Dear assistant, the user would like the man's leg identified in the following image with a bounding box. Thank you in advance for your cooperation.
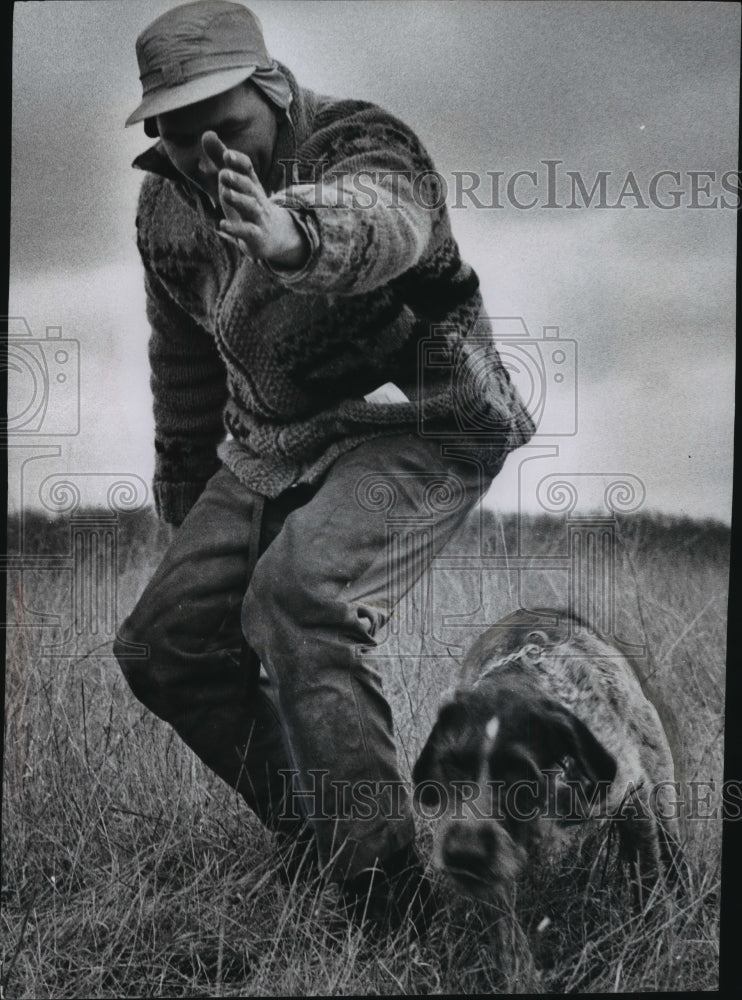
[243,433,493,880]
[113,466,304,834]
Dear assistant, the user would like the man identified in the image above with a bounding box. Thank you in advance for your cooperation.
[115,0,534,935]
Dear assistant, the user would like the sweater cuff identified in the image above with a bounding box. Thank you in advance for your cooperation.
[261,207,320,284]
[153,480,208,527]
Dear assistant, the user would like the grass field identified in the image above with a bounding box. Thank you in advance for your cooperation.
[2,506,729,996]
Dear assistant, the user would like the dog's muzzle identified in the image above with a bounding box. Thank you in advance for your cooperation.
[437,817,526,899]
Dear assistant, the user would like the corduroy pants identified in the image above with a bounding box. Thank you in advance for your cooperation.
[114,433,495,879]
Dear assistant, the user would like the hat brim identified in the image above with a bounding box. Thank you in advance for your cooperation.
[125,66,257,127]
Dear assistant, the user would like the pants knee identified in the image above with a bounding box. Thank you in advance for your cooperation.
[243,547,332,634]
[243,559,318,683]
[243,559,382,696]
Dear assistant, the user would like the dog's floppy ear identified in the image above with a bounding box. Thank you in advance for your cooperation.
[544,705,617,786]
[412,694,469,804]
[412,727,445,806]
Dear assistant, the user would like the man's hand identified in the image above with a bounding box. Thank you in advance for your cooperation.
[201,131,310,270]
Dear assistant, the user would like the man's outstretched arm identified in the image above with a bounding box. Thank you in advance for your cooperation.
[202,130,310,270]
[212,103,440,296]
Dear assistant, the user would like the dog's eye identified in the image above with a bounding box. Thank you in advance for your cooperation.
[440,747,469,781]
[490,746,541,783]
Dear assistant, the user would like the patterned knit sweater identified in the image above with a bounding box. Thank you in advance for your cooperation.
[133,65,534,525]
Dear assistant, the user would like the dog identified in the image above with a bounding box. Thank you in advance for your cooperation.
[412,608,685,912]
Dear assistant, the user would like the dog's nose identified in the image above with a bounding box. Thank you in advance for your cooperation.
[442,822,497,875]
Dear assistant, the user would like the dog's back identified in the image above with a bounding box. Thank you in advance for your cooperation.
[460,609,678,817]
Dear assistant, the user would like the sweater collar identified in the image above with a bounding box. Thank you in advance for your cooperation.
[131,61,313,198]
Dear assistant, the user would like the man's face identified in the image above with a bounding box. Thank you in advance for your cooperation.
[156,81,278,201]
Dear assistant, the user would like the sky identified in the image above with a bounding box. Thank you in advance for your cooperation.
[8,0,738,523]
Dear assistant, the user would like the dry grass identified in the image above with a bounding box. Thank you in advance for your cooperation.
[2,508,727,995]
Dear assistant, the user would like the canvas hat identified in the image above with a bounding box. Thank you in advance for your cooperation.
[125,1,271,129]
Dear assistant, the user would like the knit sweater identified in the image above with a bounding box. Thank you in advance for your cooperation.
[133,65,535,525]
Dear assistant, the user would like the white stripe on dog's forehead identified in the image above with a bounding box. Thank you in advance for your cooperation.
[485,716,500,743]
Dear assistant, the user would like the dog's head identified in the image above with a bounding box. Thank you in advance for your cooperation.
[412,682,617,901]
